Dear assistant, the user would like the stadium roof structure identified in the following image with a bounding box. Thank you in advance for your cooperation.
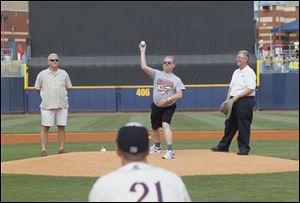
[271,20,299,33]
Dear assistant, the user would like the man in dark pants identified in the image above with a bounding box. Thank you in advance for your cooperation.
[211,50,256,155]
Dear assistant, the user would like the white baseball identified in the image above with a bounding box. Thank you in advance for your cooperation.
[140,41,146,46]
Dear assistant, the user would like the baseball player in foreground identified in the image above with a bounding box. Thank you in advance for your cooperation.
[89,122,191,202]
[139,41,185,160]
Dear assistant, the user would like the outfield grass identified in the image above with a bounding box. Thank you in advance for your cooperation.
[1,111,299,202]
[1,111,299,134]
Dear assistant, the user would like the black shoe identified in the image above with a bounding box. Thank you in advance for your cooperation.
[237,151,248,155]
[211,147,229,152]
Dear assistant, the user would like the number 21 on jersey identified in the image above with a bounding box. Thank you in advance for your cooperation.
[130,181,163,202]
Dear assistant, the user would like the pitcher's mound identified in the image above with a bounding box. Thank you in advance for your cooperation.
[1,150,298,177]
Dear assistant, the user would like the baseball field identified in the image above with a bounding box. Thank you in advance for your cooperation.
[1,110,299,202]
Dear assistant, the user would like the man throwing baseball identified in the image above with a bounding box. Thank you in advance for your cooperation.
[139,41,185,160]
[89,122,191,202]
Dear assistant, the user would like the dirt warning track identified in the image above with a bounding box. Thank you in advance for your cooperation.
[1,130,298,144]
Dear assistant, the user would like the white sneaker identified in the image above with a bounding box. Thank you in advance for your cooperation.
[150,145,162,154]
[162,150,176,160]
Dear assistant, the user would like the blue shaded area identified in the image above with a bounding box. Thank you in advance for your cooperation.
[258,73,299,109]
[271,20,299,33]
[1,78,24,113]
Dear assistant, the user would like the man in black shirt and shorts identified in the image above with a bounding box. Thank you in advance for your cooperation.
[139,41,185,160]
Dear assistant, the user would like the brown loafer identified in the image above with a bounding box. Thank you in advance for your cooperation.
[40,151,47,157]
[58,149,67,154]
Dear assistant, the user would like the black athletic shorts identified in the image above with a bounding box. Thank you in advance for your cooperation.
[150,103,176,129]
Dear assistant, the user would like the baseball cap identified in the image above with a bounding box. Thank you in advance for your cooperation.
[116,122,149,154]
[220,98,234,119]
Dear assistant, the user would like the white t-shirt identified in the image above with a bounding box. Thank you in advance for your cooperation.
[229,65,256,97]
[89,162,191,202]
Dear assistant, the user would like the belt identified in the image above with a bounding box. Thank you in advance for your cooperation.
[230,96,254,99]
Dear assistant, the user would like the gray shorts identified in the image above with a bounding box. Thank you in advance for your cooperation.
[41,108,68,127]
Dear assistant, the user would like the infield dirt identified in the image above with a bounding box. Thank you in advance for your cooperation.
[1,150,299,177]
[1,130,298,177]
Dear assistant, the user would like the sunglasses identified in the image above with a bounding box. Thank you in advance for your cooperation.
[163,61,172,65]
[49,59,59,62]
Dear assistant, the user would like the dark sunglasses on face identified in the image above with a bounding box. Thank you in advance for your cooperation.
[163,61,172,65]
[49,59,59,62]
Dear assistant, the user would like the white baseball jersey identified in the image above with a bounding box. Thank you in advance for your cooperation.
[89,162,191,202]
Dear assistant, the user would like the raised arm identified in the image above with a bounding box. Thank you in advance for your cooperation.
[139,41,153,77]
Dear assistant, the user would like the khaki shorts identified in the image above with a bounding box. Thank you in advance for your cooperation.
[41,108,68,127]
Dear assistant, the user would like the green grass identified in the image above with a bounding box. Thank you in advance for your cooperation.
[1,174,97,202]
[1,141,115,162]
[1,140,298,162]
[1,111,299,134]
[1,172,298,202]
[1,111,299,202]
[252,111,299,130]
[183,172,299,202]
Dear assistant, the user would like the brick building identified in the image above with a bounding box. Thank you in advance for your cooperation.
[1,1,29,60]
[258,1,299,50]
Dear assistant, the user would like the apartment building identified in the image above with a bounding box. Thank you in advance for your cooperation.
[1,1,29,60]
[258,1,299,48]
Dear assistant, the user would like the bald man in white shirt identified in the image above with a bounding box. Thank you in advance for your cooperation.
[211,50,256,155]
